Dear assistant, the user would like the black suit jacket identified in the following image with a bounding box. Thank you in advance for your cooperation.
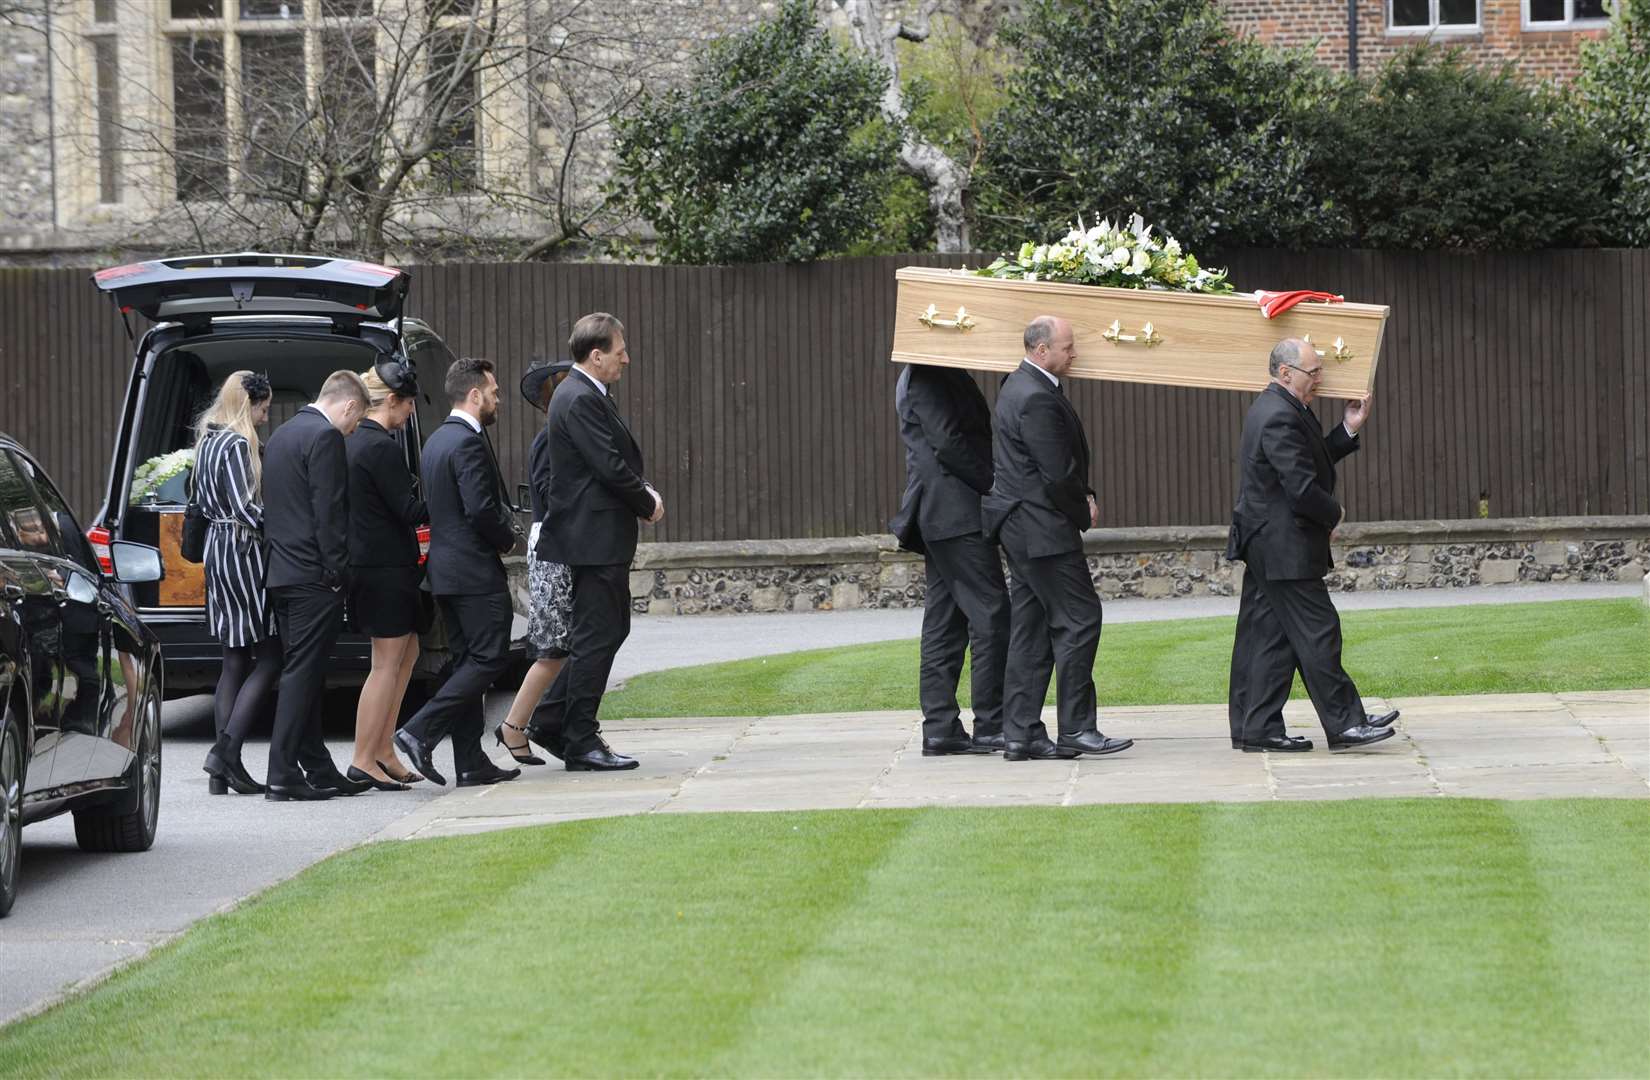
[264,405,350,589]
[421,416,515,595]
[889,365,994,554]
[981,360,1094,558]
[1226,382,1360,580]
[528,425,551,524]
[345,418,428,568]
[536,371,655,567]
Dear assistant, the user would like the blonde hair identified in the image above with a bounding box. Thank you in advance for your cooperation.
[360,366,412,412]
[195,370,265,495]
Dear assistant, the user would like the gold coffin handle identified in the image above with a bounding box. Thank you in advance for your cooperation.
[1101,319,1163,348]
[1302,333,1354,363]
[917,303,977,331]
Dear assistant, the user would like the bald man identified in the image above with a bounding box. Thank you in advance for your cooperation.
[1225,338,1399,752]
[981,316,1132,762]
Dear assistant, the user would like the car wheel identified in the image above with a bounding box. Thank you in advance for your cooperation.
[73,687,161,854]
[0,701,22,918]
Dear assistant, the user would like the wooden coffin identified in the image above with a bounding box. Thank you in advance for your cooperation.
[890,267,1388,399]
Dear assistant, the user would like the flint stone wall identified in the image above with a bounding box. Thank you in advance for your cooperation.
[499,516,1650,617]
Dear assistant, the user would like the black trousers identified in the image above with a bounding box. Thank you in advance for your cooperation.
[1227,544,1363,742]
[268,584,345,786]
[919,532,1009,740]
[999,516,1103,744]
[531,562,630,755]
[402,591,512,773]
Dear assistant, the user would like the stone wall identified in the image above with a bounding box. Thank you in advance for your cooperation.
[0,1,55,248]
[501,517,1650,616]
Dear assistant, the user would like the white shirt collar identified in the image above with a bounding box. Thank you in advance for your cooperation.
[1024,356,1059,387]
[573,365,608,396]
[448,409,482,433]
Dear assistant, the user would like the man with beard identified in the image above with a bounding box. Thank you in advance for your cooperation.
[394,357,523,787]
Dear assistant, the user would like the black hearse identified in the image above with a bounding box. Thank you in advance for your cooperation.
[84,253,475,697]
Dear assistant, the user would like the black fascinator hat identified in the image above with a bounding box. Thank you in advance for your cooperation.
[240,372,273,403]
[520,357,575,412]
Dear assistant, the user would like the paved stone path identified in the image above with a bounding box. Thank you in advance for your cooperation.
[375,689,1649,840]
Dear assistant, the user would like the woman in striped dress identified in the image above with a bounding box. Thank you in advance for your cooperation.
[195,371,278,796]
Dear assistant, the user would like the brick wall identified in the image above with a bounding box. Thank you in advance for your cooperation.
[1221,0,1610,81]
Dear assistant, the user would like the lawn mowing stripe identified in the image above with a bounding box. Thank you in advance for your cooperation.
[1151,799,1588,1077]
[1501,799,1650,1078]
[705,804,1213,1077]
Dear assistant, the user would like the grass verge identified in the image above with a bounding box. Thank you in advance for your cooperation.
[601,598,1650,718]
[1,800,1646,1077]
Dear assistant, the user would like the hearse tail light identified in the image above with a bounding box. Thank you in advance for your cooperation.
[417,525,430,565]
[86,525,113,575]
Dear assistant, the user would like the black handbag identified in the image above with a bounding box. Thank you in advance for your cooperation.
[179,469,208,564]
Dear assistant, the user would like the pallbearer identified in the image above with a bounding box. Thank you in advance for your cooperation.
[981,316,1133,762]
[1226,338,1399,752]
[890,363,1007,755]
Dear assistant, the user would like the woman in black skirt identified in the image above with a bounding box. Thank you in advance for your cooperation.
[344,361,429,789]
[196,371,277,795]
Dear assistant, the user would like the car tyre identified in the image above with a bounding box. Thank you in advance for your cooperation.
[0,699,23,917]
[73,687,161,854]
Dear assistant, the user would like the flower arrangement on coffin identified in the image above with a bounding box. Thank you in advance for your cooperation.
[128,448,194,506]
[975,213,1234,295]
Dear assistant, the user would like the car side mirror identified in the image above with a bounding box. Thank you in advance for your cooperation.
[515,482,531,515]
[109,540,164,584]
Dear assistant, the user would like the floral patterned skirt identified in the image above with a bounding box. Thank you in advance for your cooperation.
[526,554,574,660]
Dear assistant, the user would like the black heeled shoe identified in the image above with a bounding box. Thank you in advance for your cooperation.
[347,765,410,792]
[494,719,547,766]
[204,746,266,795]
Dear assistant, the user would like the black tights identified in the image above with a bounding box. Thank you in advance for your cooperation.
[212,637,284,755]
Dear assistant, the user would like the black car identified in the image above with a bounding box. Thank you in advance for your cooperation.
[0,435,167,917]
[85,253,506,697]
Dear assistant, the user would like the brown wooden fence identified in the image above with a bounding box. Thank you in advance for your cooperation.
[2,251,1646,541]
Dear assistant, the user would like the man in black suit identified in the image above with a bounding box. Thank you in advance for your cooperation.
[1226,337,1399,752]
[263,371,370,801]
[393,358,523,788]
[526,312,661,772]
[981,316,1132,762]
[890,364,1007,756]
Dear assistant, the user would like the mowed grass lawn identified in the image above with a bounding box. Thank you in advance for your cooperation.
[1,800,1645,1077]
[602,598,1650,718]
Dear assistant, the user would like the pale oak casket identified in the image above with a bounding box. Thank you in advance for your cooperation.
[889,266,1388,400]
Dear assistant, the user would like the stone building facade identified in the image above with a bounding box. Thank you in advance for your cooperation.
[1220,0,1611,81]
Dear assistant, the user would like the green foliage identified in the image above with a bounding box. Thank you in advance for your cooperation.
[1575,0,1650,245]
[896,12,1013,171]
[973,0,1348,254]
[840,172,937,257]
[609,0,903,264]
[1321,46,1615,250]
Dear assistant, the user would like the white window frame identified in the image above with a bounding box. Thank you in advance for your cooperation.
[1387,0,1483,35]
[1522,0,1615,30]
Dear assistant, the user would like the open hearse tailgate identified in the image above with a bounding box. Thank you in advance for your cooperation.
[91,252,410,323]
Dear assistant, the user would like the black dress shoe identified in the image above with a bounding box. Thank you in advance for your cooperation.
[265,780,338,802]
[1231,738,1243,750]
[1004,738,1080,761]
[456,762,522,787]
[565,743,639,771]
[394,728,445,787]
[1327,724,1397,749]
[524,725,567,762]
[1366,709,1400,729]
[208,775,228,796]
[922,735,992,756]
[1240,733,1314,752]
[972,732,1006,752]
[494,720,547,766]
[204,748,266,795]
[311,770,372,796]
[347,765,409,792]
[1058,731,1134,756]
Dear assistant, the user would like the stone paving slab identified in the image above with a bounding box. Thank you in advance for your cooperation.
[373,691,1649,841]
